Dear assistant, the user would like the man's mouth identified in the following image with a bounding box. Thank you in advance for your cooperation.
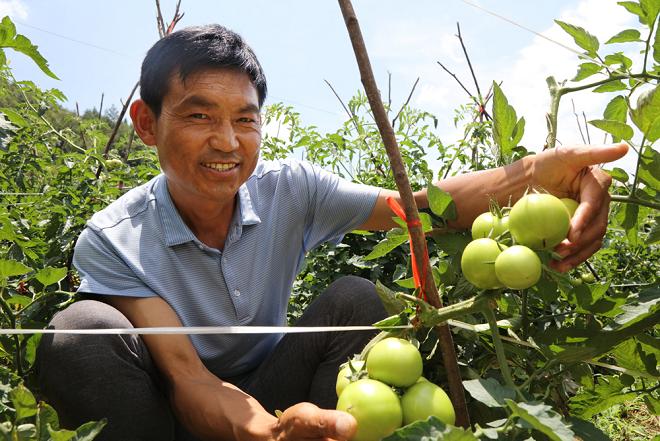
[202,162,238,172]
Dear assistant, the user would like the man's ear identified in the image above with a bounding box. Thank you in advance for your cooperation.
[130,99,158,146]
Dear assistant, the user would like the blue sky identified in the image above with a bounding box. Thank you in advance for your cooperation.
[0,0,642,171]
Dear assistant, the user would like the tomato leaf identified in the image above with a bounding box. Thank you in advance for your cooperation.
[603,95,628,122]
[463,378,516,408]
[10,383,37,421]
[567,417,612,441]
[36,402,61,440]
[630,85,660,139]
[506,400,575,441]
[572,62,602,81]
[427,184,456,220]
[491,82,524,163]
[569,375,637,419]
[606,28,642,44]
[34,266,67,287]
[0,17,58,79]
[605,286,660,331]
[555,20,599,56]
[593,80,627,93]
[606,167,629,183]
[384,416,478,440]
[588,119,634,141]
[0,259,32,280]
[365,229,408,260]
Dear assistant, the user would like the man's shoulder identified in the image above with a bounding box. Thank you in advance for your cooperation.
[87,175,162,232]
[250,158,316,181]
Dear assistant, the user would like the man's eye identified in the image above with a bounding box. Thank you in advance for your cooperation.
[238,117,256,123]
[190,113,209,119]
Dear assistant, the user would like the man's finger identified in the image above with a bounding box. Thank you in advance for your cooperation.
[279,403,357,440]
[561,143,629,169]
[568,168,611,243]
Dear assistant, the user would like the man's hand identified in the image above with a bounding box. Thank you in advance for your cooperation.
[527,143,629,272]
[273,403,357,441]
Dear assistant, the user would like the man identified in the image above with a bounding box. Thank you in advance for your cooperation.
[37,24,628,441]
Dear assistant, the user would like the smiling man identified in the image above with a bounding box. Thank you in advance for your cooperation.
[37,24,628,441]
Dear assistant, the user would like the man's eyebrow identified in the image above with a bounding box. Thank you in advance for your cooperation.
[238,104,260,114]
[176,95,217,109]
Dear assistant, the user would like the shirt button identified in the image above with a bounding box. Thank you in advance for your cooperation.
[234,289,241,297]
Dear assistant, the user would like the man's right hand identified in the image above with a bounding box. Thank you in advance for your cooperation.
[272,403,357,441]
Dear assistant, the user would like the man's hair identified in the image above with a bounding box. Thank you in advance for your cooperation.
[140,24,267,116]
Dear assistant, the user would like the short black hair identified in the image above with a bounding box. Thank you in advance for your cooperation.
[139,24,267,116]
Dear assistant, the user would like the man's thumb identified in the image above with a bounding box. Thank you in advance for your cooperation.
[324,410,357,440]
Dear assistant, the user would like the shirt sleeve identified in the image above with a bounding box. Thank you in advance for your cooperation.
[300,162,380,251]
[73,227,157,297]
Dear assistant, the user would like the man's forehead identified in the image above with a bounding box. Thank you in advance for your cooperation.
[163,67,259,105]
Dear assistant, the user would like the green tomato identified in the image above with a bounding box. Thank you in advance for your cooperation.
[336,360,365,397]
[105,158,124,171]
[366,338,422,388]
[471,213,509,239]
[494,245,542,289]
[336,379,403,441]
[400,381,455,426]
[508,193,570,250]
[560,198,579,218]
[580,272,596,283]
[460,238,506,290]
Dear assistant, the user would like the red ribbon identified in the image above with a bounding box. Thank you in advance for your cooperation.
[386,197,429,301]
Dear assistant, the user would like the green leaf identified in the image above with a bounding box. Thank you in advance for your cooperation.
[618,202,639,245]
[365,229,408,260]
[607,167,630,183]
[654,18,660,63]
[606,286,659,331]
[0,259,32,280]
[47,426,76,441]
[588,119,634,141]
[641,0,660,25]
[34,267,67,287]
[9,384,37,421]
[70,419,107,441]
[618,1,650,25]
[463,378,516,408]
[604,53,633,70]
[610,337,660,377]
[593,80,627,93]
[375,281,408,315]
[637,145,660,188]
[427,184,456,220]
[383,417,478,441]
[644,394,660,415]
[506,400,575,441]
[555,20,599,55]
[573,62,603,81]
[491,82,524,162]
[569,375,637,418]
[567,417,612,441]
[0,108,27,128]
[606,28,642,44]
[36,403,60,441]
[603,95,628,122]
[630,85,660,138]
[0,17,58,79]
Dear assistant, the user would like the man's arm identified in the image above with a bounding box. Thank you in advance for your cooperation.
[104,295,356,441]
[360,143,629,272]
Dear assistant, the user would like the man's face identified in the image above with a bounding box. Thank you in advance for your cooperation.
[151,68,262,210]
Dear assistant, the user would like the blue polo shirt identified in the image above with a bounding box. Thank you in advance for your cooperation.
[73,159,380,377]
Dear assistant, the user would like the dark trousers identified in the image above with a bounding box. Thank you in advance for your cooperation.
[36,276,387,441]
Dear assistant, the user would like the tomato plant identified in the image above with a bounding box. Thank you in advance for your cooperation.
[494,245,542,290]
[508,193,571,250]
[336,359,366,397]
[460,238,505,289]
[471,212,509,240]
[336,379,403,441]
[400,381,455,426]
[366,338,423,388]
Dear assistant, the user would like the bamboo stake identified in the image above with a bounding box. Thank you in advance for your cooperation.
[337,0,470,427]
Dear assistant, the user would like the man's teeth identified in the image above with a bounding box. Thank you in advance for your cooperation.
[204,163,237,171]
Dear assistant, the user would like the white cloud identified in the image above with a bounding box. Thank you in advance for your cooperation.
[0,0,28,19]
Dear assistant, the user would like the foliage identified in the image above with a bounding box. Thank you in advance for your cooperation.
[0,0,657,439]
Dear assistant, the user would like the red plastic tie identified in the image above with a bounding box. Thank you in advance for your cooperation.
[386,197,429,301]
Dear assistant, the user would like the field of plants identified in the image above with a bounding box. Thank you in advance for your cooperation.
[0,0,658,439]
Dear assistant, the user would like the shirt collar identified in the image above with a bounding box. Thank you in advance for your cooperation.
[154,174,261,247]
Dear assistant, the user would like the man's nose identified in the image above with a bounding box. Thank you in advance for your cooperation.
[209,121,239,152]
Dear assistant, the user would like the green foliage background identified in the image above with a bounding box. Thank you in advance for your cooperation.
[0,2,658,439]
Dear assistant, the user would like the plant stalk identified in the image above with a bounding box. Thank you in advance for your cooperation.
[338,0,470,426]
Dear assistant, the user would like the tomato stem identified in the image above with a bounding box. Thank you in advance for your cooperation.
[483,305,523,400]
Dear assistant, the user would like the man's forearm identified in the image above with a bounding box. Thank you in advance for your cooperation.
[168,369,278,441]
[417,155,534,229]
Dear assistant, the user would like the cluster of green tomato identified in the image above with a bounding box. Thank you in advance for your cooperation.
[335,337,455,441]
[461,193,578,290]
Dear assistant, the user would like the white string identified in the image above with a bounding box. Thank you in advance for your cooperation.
[0,325,413,335]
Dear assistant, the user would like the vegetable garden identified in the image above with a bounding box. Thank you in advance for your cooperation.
[0,0,658,439]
